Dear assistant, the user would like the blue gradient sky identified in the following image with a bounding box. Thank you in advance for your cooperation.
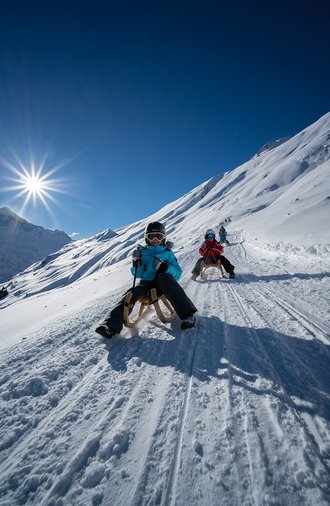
[0,0,329,238]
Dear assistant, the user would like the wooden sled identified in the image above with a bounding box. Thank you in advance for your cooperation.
[123,288,176,328]
[200,259,224,279]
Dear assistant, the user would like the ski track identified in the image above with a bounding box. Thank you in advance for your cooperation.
[1,241,330,505]
[224,283,329,494]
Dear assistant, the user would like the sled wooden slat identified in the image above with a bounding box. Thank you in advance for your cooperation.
[123,288,176,328]
[200,259,224,279]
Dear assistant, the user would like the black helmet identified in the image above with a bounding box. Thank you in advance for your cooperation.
[145,222,166,244]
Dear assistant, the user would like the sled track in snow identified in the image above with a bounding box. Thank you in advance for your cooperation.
[255,283,330,345]
[223,282,330,490]
[129,320,202,504]
[162,322,200,506]
[236,283,330,396]
[220,286,273,504]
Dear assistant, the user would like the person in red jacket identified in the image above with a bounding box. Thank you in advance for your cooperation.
[191,229,235,280]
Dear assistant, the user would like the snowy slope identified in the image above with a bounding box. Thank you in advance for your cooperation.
[2,112,330,307]
[0,207,72,283]
[0,113,330,505]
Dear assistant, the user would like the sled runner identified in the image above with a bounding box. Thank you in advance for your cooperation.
[200,259,224,279]
[123,288,176,327]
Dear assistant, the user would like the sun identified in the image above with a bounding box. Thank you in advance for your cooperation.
[23,173,46,196]
[13,165,58,208]
[0,154,68,216]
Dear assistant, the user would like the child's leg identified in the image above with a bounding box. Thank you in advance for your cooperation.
[191,258,203,276]
[102,284,150,333]
[156,273,197,319]
[219,255,235,273]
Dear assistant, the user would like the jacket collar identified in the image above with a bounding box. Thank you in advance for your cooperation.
[146,244,166,253]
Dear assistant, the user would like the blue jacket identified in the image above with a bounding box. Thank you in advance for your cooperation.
[130,245,182,281]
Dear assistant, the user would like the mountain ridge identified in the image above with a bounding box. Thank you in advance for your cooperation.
[0,207,72,283]
[1,112,329,304]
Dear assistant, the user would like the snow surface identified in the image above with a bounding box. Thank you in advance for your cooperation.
[0,113,330,505]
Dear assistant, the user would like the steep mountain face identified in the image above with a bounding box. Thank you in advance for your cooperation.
[146,111,330,250]
[0,207,72,283]
[1,112,329,304]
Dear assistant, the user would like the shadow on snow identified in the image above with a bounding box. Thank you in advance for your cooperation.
[106,315,330,421]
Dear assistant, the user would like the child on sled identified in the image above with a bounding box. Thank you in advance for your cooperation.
[191,229,235,281]
[95,222,197,338]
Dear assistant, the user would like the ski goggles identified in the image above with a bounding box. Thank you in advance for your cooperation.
[145,232,166,241]
[206,233,214,239]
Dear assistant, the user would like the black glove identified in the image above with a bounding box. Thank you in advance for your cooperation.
[153,258,168,272]
[132,249,142,268]
[206,244,211,250]
[158,260,169,273]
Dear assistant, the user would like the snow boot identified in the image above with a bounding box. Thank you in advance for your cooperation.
[229,270,235,279]
[181,313,196,329]
[95,324,116,339]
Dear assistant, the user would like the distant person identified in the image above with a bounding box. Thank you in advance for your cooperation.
[219,225,230,245]
[95,222,198,338]
[0,286,8,300]
[191,229,235,280]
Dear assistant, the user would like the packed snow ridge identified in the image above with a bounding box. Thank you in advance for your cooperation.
[0,112,329,505]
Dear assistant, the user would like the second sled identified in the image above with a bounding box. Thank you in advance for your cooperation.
[200,259,224,280]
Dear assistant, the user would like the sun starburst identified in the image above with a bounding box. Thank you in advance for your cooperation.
[23,173,44,195]
[0,152,69,217]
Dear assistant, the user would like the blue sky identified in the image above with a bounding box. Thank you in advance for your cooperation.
[0,0,329,238]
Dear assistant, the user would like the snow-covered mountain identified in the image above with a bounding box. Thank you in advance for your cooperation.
[0,207,72,283]
[0,113,329,505]
[2,112,329,305]
[252,136,291,157]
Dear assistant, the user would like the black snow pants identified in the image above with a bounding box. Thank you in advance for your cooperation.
[191,256,234,276]
[102,272,197,334]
